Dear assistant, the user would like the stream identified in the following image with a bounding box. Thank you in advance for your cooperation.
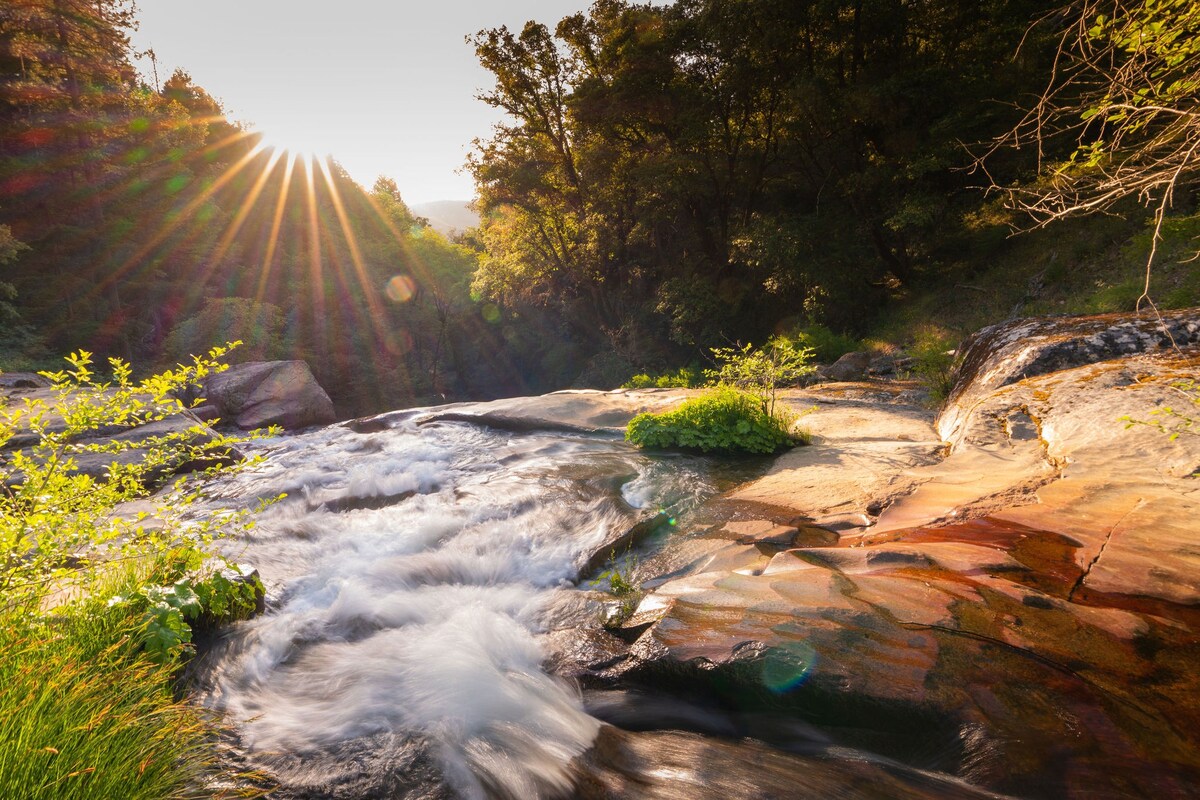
[195,412,727,799]
[193,412,1007,800]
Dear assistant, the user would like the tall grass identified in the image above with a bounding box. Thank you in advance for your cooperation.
[0,565,212,800]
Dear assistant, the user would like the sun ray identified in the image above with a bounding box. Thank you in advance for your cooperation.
[303,155,326,341]
[206,146,287,272]
[315,158,391,344]
[82,132,268,306]
[256,151,298,304]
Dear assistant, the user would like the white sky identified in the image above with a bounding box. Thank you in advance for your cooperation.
[129,1,593,205]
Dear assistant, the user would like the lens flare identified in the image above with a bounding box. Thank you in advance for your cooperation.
[761,640,818,693]
[386,274,417,303]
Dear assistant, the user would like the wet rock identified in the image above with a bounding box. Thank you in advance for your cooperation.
[204,360,336,430]
[417,388,702,434]
[573,725,1007,800]
[618,313,1200,798]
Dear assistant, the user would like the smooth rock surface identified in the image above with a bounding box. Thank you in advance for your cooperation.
[601,314,1200,799]
[203,361,336,430]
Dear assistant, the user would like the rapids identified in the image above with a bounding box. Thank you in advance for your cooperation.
[194,413,721,799]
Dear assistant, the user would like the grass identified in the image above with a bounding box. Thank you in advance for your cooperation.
[0,558,215,800]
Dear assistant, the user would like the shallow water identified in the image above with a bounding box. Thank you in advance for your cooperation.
[196,416,723,799]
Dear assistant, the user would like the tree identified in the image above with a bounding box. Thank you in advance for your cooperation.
[983,1,1200,302]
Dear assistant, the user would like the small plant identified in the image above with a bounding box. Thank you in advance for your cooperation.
[627,387,803,455]
[1122,379,1200,475]
[595,552,641,628]
[707,336,815,418]
[904,330,958,406]
[111,563,263,663]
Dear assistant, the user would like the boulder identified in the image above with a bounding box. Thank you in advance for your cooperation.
[941,306,1200,442]
[822,350,872,381]
[203,361,335,430]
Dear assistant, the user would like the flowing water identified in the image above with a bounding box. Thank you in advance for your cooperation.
[195,413,725,799]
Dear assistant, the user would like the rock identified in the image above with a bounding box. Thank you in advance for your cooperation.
[823,350,873,381]
[867,353,897,375]
[203,361,336,430]
[615,312,1200,797]
[941,307,1200,442]
[0,371,51,389]
[350,387,704,435]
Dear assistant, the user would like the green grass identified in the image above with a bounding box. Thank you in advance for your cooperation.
[0,559,214,800]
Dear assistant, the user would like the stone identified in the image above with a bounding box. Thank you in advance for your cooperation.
[610,311,1200,797]
[822,350,873,381]
[203,361,336,430]
[0,371,51,389]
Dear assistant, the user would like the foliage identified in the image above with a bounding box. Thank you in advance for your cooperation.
[0,572,212,800]
[626,387,802,455]
[904,329,959,406]
[113,563,262,664]
[0,345,262,607]
[596,552,640,629]
[985,0,1200,307]
[1123,380,1200,475]
[469,0,1053,361]
[789,325,863,365]
[707,337,815,418]
[164,298,287,364]
[0,347,272,797]
[623,366,703,389]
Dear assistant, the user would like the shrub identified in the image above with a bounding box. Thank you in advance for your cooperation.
[707,336,815,417]
[788,324,862,363]
[904,329,958,406]
[626,387,803,455]
[623,366,703,389]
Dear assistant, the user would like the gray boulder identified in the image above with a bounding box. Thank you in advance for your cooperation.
[822,350,872,381]
[202,361,335,430]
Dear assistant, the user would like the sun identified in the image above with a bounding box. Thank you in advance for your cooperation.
[252,126,331,162]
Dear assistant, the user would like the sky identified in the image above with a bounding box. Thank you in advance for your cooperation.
[129,1,593,205]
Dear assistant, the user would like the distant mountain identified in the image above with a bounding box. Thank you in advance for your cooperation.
[411,201,479,236]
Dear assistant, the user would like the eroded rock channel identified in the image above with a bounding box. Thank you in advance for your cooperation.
[194,310,1200,799]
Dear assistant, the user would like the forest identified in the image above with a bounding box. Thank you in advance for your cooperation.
[2,0,1198,415]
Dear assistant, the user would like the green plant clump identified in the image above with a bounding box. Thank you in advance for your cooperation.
[626,387,802,455]
[0,574,210,800]
[623,366,703,389]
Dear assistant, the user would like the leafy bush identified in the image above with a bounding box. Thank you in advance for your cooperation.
[626,387,803,454]
[0,346,259,607]
[904,329,958,406]
[623,366,703,389]
[707,336,815,417]
[788,324,862,363]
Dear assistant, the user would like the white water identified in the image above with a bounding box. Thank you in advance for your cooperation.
[199,416,713,799]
